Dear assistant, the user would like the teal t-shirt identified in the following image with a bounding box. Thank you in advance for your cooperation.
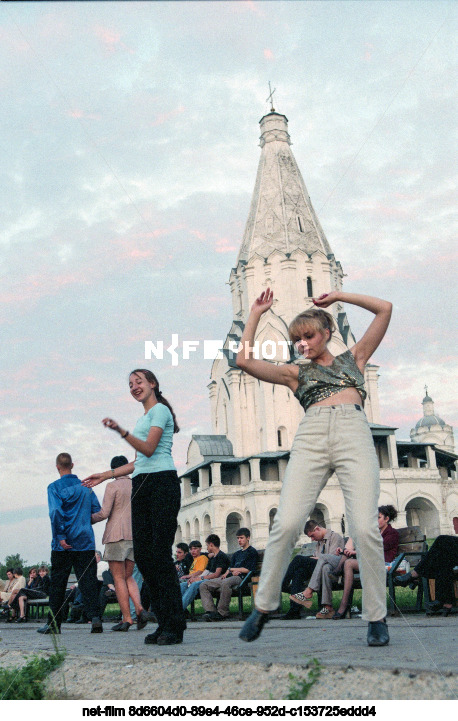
[132,403,176,477]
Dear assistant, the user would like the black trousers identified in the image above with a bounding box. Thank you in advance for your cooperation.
[415,535,458,604]
[282,555,318,608]
[48,550,100,628]
[10,588,47,613]
[131,471,186,635]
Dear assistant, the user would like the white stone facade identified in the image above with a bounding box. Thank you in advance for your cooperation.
[177,111,457,553]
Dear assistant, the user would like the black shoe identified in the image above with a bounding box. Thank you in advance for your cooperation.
[136,610,149,631]
[37,623,61,635]
[75,617,89,624]
[16,616,27,623]
[332,606,350,620]
[112,621,132,631]
[239,609,269,642]
[280,607,301,620]
[157,630,183,645]
[91,616,103,633]
[145,628,162,644]
[367,619,389,646]
[202,611,219,622]
[394,572,417,588]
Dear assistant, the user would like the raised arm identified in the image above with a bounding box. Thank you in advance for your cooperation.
[313,291,392,370]
[236,288,298,389]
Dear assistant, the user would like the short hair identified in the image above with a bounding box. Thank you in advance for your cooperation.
[95,550,102,558]
[236,528,250,538]
[176,542,189,554]
[189,540,202,549]
[288,309,336,344]
[13,567,23,576]
[205,534,221,547]
[110,455,129,470]
[56,452,72,469]
[6,568,14,575]
[378,505,398,523]
[39,565,49,573]
[304,520,318,534]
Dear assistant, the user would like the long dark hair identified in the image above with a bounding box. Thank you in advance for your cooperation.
[129,369,180,433]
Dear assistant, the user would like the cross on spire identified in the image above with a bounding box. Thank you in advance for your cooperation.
[424,384,428,396]
[266,81,276,112]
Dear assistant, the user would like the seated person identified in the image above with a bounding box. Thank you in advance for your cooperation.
[3,568,27,621]
[289,537,353,619]
[179,541,208,596]
[395,534,458,616]
[280,520,343,620]
[11,566,51,623]
[199,527,258,621]
[0,569,16,604]
[332,505,399,619]
[181,534,230,611]
[175,543,192,580]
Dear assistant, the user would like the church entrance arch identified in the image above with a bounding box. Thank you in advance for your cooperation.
[175,525,182,544]
[405,497,440,538]
[226,512,243,553]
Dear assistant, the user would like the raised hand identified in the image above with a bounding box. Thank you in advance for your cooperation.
[102,417,120,433]
[312,291,339,308]
[251,287,274,315]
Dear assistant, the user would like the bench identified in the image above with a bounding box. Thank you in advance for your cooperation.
[189,549,265,620]
[26,573,77,621]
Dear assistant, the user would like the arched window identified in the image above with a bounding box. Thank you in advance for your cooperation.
[306,276,313,297]
[269,508,277,533]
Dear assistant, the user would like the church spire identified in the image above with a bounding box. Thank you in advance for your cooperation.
[237,110,333,264]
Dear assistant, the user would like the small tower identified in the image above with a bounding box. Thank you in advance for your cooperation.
[410,386,455,452]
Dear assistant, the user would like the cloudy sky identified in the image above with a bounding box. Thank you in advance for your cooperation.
[1,1,456,565]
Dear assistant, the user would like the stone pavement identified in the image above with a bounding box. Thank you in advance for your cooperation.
[1,614,456,674]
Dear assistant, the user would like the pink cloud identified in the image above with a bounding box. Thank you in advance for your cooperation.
[151,106,185,127]
[94,25,133,54]
[190,230,206,241]
[215,237,237,253]
[67,109,101,121]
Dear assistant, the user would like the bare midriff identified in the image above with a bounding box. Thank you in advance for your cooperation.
[310,386,363,408]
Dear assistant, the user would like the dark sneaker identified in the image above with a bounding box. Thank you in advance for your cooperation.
[145,628,162,644]
[37,623,61,635]
[367,620,389,646]
[157,630,183,645]
[239,609,269,642]
[202,611,219,622]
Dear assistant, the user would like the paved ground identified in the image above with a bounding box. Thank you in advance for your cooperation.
[1,615,457,700]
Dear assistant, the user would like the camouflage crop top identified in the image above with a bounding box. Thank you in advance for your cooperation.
[294,349,367,413]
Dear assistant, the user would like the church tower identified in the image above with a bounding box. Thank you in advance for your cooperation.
[410,387,455,453]
[208,110,379,459]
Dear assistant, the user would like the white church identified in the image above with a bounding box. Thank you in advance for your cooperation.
[176,108,457,553]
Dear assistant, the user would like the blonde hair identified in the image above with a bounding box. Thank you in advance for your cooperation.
[288,309,336,343]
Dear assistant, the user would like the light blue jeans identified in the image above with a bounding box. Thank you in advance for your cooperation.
[181,580,204,609]
[255,404,387,622]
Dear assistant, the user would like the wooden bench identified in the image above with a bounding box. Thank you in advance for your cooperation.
[189,549,265,620]
[26,573,76,621]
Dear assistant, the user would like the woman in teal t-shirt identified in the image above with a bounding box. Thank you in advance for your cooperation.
[83,368,186,646]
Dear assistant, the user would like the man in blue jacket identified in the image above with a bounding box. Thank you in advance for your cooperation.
[38,453,103,634]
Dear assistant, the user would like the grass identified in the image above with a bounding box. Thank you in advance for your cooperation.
[0,647,66,700]
[285,659,322,699]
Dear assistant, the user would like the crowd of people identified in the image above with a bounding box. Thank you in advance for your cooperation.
[2,288,457,649]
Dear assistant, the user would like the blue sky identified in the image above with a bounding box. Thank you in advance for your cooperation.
[1,1,456,564]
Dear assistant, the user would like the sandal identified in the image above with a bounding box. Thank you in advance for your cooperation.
[289,592,313,608]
